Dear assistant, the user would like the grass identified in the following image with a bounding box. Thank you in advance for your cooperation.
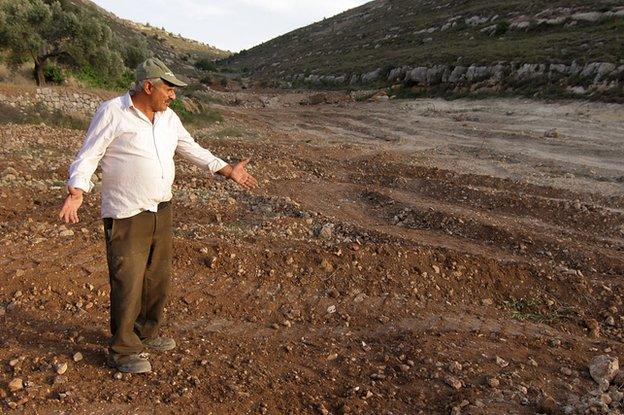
[169,99,224,127]
[214,126,246,138]
[0,102,89,130]
[503,296,576,324]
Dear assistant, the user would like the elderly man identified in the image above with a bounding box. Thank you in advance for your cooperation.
[59,57,257,373]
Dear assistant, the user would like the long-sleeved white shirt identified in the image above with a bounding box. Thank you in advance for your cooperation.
[67,92,228,219]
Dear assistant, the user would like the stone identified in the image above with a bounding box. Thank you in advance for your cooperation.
[572,12,605,23]
[55,362,68,375]
[406,67,428,84]
[8,378,23,392]
[445,375,462,389]
[73,352,83,362]
[318,223,334,239]
[361,68,382,83]
[589,355,619,385]
[544,128,560,138]
[488,377,500,388]
[495,356,509,367]
[539,396,558,414]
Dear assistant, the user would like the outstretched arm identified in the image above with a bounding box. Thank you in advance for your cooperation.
[175,116,258,189]
[217,159,258,189]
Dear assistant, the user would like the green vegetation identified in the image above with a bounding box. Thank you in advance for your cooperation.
[503,296,576,324]
[194,58,217,72]
[169,98,223,127]
[0,0,135,86]
[215,126,245,138]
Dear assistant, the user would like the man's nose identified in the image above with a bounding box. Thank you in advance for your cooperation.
[170,90,176,100]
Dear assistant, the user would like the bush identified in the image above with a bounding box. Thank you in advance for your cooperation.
[495,21,510,36]
[194,58,216,71]
[44,65,65,84]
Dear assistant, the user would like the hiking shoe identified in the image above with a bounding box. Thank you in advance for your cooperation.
[109,353,151,373]
[142,336,176,351]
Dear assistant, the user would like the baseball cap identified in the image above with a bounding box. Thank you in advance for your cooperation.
[135,57,188,87]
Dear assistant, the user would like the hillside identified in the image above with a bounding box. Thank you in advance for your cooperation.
[221,0,624,98]
[71,0,230,80]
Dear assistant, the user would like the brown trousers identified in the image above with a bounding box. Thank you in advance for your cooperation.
[103,202,172,355]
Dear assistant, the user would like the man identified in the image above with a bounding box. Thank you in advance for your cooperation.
[59,57,257,373]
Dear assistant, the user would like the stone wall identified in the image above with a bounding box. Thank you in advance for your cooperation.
[0,86,115,117]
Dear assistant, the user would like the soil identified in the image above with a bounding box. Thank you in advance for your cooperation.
[0,94,623,414]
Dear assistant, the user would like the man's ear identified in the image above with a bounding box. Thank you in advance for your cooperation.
[143,81,153,95]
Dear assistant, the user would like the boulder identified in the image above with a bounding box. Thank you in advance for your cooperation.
[361,68,382,83]
[406,67,428,84]
[589,355,619,387]
[448,66,467,83]
[572,12,606,22]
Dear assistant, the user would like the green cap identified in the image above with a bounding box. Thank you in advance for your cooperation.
[135,57,188,87]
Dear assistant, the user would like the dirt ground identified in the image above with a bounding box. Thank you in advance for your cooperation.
[1,94,623,414]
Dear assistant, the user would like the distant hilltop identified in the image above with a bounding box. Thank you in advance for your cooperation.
[221,0,624,100]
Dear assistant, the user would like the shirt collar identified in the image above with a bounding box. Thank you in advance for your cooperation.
[122,92,134,110]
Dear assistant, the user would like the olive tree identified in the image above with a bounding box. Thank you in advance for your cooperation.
[0,0,124,85]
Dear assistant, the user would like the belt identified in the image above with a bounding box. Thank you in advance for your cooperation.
[157,201,171,210]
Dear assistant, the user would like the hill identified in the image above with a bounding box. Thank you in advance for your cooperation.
[221,0,624,99]
[0,0,230,87]
[71,0,230,79]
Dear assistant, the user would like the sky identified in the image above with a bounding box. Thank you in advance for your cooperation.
[92,0,370,53]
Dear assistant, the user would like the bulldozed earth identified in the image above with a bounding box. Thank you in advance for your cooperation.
[0,93,623,414]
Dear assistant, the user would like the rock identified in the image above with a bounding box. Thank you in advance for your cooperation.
[361,68,382,83]
[55,362,68,375]
[539,396,558,414]
[465,15,489,26]
[544,128,560,138]
[73,352,83,362]
[585,319,601,338]
[481,298,493,306]
[448,361,463,374]
[318,223,334,239]
[406,67,428,84]
[589,355,619,386]
[317,403,330,415]
[8,378,23,392]
[113,372,123,380]
[572,12,605,23]
[495,356,509,367]
[59,228,75,237]
[560,367,573,376]
[488,377,500,388]
[445,375,463,389]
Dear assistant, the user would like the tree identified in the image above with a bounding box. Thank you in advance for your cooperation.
[0,0,124,85]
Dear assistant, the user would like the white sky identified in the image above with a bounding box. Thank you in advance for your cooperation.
[92,0,370,52]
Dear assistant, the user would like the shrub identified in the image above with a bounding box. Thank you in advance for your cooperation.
[44,65,65,84]
[194,58,216,71]
[495,21,510,36]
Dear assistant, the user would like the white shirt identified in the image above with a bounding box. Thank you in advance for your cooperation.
[67,92,228,219]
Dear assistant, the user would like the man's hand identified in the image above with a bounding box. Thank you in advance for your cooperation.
[223,159,258,189]
[59,186,84,224]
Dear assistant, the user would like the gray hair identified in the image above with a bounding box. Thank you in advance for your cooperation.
[129,77,163,94]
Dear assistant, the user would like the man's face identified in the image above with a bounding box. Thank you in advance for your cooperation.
[145,80,176,112]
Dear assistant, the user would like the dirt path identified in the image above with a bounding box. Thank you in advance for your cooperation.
[0,96,623,414]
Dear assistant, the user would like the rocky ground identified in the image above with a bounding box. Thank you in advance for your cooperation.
[0,94,623,414]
